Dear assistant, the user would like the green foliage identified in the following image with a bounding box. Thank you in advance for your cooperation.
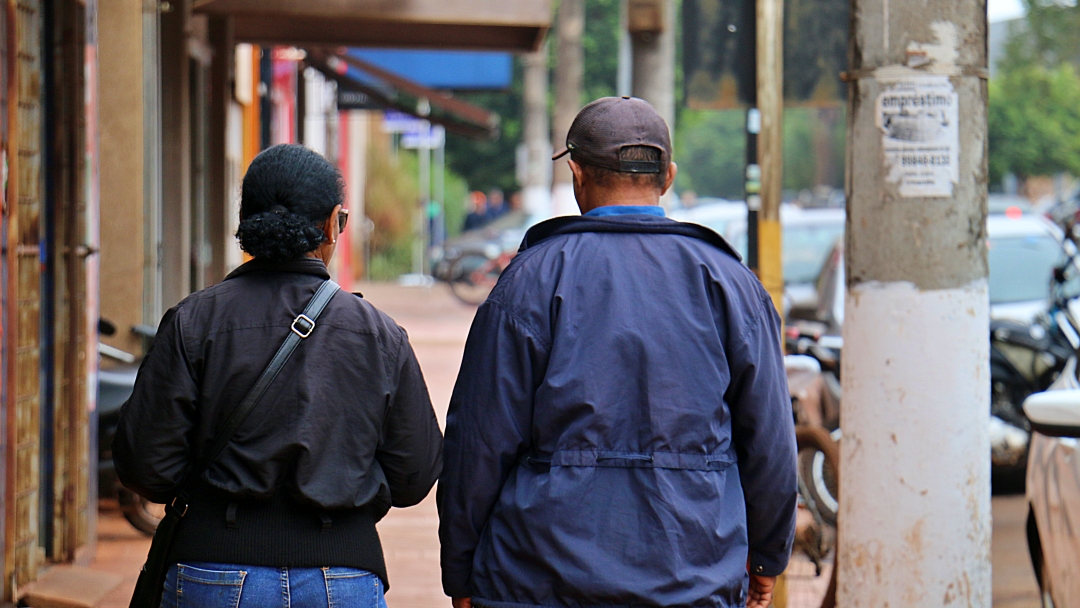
[442,168,470,238]
[988,63,1080,182]
[364,145,474,279]
[582,0,621,103]
[443,62,524,194]
[989,0,1080,183]
[674,109,746,199]
[365,146,417,279]
[999,0,1080,73]
[674,107,845,200]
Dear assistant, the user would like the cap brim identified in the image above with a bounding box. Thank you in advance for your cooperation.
[552,148,570,161]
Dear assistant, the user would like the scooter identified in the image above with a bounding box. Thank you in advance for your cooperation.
[97,319,164,535]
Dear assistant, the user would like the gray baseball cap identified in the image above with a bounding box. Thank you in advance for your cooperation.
[552,96,672,174]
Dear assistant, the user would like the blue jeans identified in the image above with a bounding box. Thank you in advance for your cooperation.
[160,562,388,608]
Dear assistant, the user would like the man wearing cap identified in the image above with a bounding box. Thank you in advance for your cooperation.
[439,97,796,608]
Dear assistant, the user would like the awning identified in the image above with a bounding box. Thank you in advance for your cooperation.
[306,49,500,140]
[194,0,550,52]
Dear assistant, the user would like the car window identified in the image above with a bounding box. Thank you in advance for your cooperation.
[730,222,845,284]
[988,235,1064,304]
[785,224,846,284]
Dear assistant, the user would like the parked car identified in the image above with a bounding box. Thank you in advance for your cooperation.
[988,193,1033,216]
[669,199,748,241]
[1022,367,1080,608]
[722,205,846,315]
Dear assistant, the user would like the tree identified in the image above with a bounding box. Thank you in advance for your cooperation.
[988,63,1080,184]
[998,0,1080,73]
[988,0,1080,186]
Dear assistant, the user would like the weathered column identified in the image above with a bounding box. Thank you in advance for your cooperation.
[629,0,675,132]
[551,0,583,216]
[521,47,552,218]
[98,0,146,355]
[840,2,990,606]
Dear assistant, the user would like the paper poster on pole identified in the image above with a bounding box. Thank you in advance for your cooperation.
[876,76,959,198]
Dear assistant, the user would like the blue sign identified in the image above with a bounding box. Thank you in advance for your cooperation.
[382,111,429,134]
[346,49,512,91]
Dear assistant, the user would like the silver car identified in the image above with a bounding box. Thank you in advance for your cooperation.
[1022,369,1080,607]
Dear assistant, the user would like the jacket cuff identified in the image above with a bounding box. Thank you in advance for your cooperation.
[749,549,790,577]
[442,567,473,598]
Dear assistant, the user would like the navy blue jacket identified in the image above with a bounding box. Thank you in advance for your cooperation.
[439,214,797,608]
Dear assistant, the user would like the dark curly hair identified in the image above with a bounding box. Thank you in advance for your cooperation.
[235,144,345,262]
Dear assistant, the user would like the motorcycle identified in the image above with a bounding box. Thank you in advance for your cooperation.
[989,258,1080,487]
[97,319,164,535]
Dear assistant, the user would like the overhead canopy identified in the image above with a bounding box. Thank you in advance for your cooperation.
[306,49,500,140]
[194,0,550,52]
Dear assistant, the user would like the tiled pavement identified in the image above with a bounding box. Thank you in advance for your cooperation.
[86,282,1041,608]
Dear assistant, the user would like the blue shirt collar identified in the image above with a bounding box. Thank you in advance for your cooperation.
[583,205,666,218]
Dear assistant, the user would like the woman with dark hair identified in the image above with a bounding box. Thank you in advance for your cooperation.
[114,144,442,607]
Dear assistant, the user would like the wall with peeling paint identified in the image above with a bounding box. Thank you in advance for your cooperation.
[841,281,991,607]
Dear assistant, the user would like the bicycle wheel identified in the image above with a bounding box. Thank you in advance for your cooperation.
[449,255,500,305]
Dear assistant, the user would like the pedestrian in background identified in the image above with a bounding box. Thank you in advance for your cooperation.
[484,188,507,223]
[439,97,797,608]
[463,191,488,232]
[116,144,443,608]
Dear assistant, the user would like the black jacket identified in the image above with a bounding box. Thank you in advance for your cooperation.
[114,258,442,582]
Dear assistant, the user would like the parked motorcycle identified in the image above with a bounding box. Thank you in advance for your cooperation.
[989,259,1080,487]
[97,319,164,535]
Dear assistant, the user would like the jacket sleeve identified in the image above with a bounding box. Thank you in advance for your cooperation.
[113,306,199,504]
[438,299,545,599]
[375,330,443,508]
[726,294,798,577]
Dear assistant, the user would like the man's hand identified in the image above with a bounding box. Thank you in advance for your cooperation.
[747,574,775,608]
[452,598,472,608]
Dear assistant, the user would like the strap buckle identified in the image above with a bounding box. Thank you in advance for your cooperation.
[169,496,189,517]
[291,314,315,338]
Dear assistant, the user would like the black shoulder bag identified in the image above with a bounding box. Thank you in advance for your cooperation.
[128,279,339,608]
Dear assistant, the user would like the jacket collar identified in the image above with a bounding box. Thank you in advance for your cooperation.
[519,214,742,261]
[224,257,331,281]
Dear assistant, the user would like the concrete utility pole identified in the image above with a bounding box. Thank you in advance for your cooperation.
[521,47,553,217]
[841,1,990,606]
[551,0,584,216]
[629,0,676,133]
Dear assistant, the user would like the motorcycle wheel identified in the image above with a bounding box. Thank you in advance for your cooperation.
[448,255,501,306]
[796,425,840,528]
[118,488,165,536]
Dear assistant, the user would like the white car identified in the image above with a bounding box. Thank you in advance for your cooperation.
[669,200,748,245]
[1022,373,1080,607]
[674,203,846,315]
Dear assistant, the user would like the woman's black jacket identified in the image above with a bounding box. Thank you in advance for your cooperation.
[113,258,442,581]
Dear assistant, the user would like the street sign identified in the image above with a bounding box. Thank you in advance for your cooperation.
[336,89,380,111]
[682,0,849,109]
[382,111,430,134]
[401,124,446,150]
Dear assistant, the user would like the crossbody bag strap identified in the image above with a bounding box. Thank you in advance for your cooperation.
[169,279,340,516]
